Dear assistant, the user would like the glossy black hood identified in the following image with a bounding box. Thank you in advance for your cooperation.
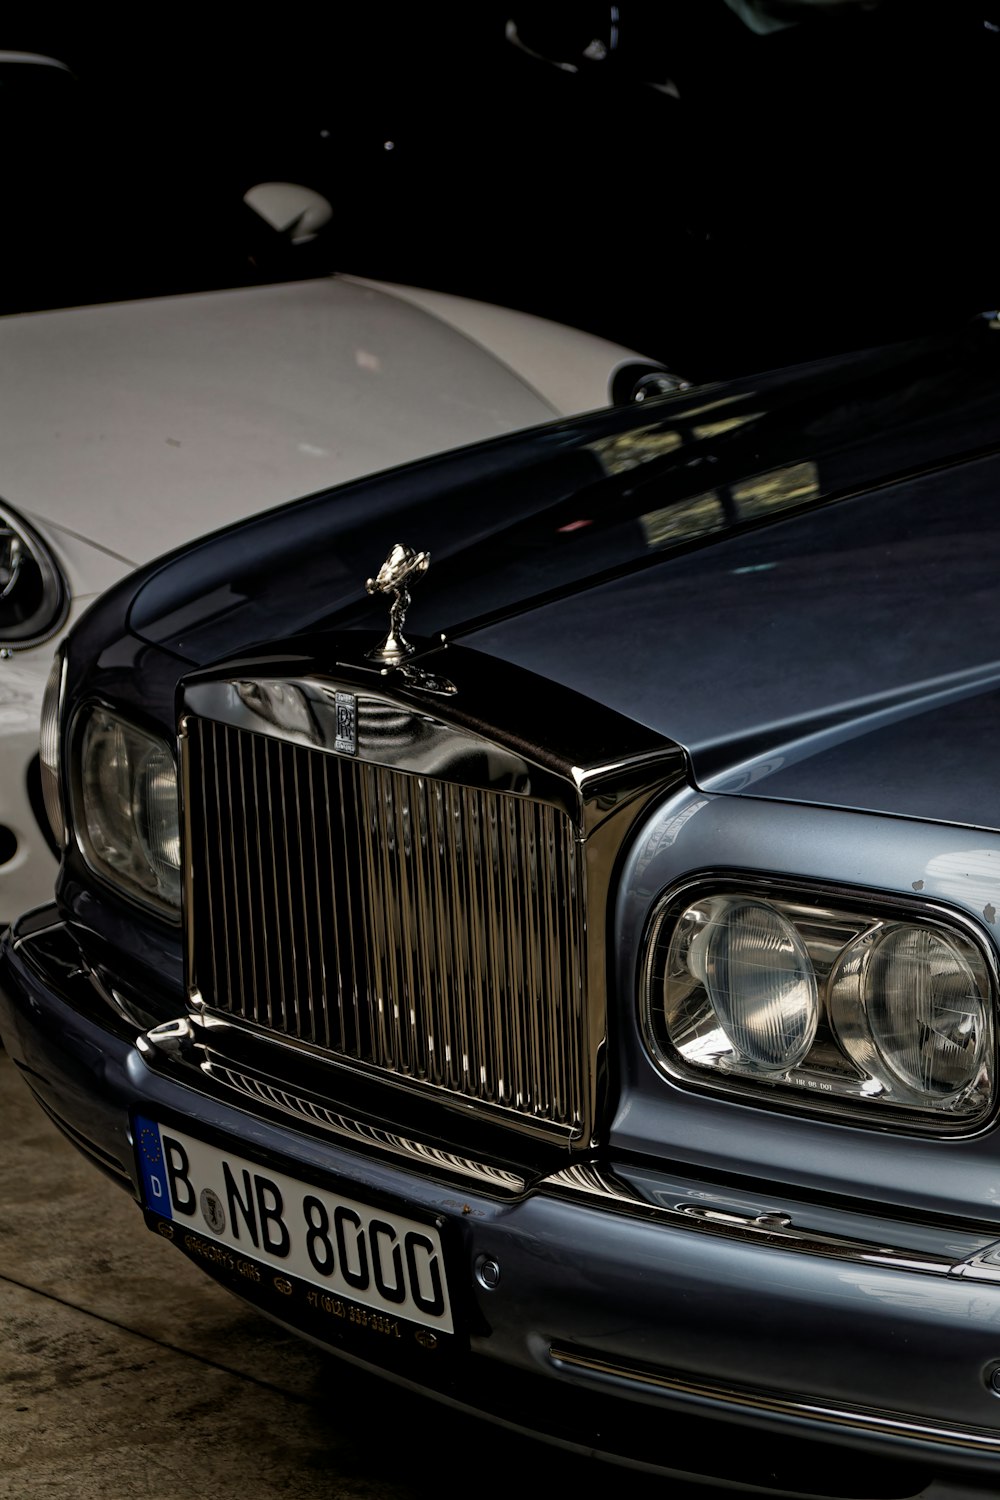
[115,320,1000,831]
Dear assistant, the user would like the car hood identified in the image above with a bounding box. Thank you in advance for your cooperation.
[463,449,1000,830]
[0,274,620,572]
[120,321,1000,831]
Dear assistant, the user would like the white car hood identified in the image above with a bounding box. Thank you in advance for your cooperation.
[0,275,627,571]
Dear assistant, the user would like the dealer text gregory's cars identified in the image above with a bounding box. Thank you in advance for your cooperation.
[7,316,1000,1496]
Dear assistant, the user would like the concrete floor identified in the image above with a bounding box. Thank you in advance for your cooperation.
[1,1048,716,1500]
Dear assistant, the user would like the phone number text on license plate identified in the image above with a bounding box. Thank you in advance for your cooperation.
[134,1117,453,1334]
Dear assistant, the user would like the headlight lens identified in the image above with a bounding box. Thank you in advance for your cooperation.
[673,898,817,1072]
[0,503,67,647]
[645,882,995,1129]
[830,924,989,1103]
[74,707,181,913]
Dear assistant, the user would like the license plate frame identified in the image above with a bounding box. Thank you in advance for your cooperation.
[133,1114,461,1361]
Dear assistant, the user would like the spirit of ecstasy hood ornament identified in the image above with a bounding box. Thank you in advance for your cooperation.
[365,542,430,664]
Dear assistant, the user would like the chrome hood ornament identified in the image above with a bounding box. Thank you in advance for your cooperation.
[365,542,430,664]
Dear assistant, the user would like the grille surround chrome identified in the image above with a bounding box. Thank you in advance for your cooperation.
[180,651,684,1148]
[198,1047,527,1193]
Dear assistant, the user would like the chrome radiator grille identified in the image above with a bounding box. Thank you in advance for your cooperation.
[184,717,589,1132]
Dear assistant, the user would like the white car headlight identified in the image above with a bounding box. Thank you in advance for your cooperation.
[72,706,181,914]
[0,502,67,648]
[643,879,995,1130]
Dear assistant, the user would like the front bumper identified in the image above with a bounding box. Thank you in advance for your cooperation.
[7,908,1000,1498]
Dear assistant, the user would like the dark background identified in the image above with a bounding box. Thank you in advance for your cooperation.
[5,1,1000,378]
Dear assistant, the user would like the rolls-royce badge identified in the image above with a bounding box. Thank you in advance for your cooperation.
[366,542,430,663]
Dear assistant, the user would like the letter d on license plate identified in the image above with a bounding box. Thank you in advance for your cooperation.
[134,1117,453,1335]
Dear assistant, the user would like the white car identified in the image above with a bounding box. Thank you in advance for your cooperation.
[0,272,653,920]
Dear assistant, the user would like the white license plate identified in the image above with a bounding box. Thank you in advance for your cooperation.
[134,1116,453,1335]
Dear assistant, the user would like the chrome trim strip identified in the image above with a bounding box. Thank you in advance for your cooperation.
[543,1164,958,1276]
[547,1349,1000,1454]
[952,1244,1000,1283]
[200,1053,526,1193]
[160,1009,582,1143]
[136,1018,527,1193]
[182,675,563,806]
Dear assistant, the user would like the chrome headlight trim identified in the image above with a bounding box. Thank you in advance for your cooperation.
[0,501,68,650]
[640,872,999,1135]
[69,702,182,919]
[38,643,67,848]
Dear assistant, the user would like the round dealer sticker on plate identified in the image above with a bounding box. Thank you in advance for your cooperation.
[200,1187,227,1235]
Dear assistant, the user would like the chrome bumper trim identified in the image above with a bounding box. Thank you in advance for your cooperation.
[543,1163,995,1280]
[548,1348,1000,1455]
[202,1051,527,1194]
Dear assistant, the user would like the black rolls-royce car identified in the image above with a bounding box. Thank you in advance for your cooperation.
[9,319,1000,1497]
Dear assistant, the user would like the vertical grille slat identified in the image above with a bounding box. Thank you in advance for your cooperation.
[520,803,545,1113]
[263,739,289,1034]
[304,755,328,1050]
[413,778,441,1087]
[196,721,221,1010]
[247,736,272,1030]
[277,743,302,1039]
[447,782,474,1097]
[220,729,243,1008]
[186,717,589,1133]
[330,758,360,1056]
[290,750,315,1046]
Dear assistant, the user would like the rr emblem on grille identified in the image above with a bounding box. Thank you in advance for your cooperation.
[334,691,358,754]
[365,542,430,664]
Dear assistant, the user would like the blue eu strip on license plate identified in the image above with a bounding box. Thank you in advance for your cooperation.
[133,1115,453,1335]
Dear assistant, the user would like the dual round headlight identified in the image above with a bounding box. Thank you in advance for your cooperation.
[648,887,993,1127]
